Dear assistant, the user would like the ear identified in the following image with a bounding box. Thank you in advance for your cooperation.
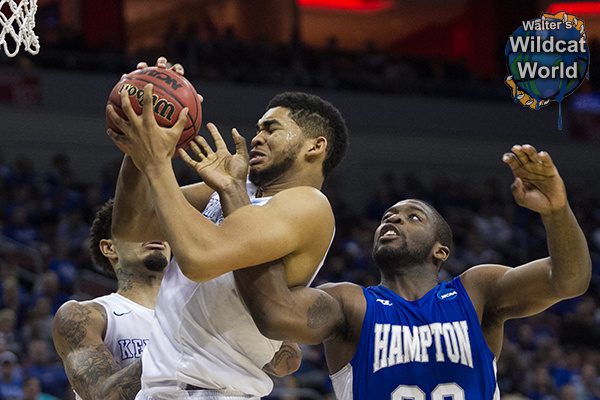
[305,136,328,160]
[99,239,118,265]
[432,243,450,264]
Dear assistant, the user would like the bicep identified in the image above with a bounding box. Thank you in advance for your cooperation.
[53,302,117,400]
[285,287,345,344]
[467,258,563,321]
[200,194,331,277]
[209,206,298,271]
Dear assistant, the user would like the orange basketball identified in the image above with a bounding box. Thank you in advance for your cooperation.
[107,66,202,150]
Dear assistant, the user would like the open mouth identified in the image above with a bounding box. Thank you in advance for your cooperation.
[249,150,267,166]
[379,224,400,241]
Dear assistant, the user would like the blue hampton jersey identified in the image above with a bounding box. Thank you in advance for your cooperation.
[331,277,500,400]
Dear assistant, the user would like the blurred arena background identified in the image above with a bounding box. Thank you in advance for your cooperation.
[0,0,599,398]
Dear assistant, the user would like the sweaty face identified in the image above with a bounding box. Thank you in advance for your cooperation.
[372,200,437,269]
[113,240,171,273]
[249,107,305,187]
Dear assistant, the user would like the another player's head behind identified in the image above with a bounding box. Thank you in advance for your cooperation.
[89,199,171,279]
[372,199,453,279]
[249,92,349,188]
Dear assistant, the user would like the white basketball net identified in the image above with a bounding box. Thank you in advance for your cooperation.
[0,0,39,57]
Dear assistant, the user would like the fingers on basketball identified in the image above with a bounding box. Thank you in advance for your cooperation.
[156,56,168,68]
[118,88,138,126]
[173,108,189,132]
[171,63,185,76]
[106,104,129,133]
[141,84,155,121]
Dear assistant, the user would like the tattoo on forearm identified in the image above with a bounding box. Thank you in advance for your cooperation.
[307,293,330,329]
[105,359,142,400]
[69,344,118,399]
[70,346,142,400]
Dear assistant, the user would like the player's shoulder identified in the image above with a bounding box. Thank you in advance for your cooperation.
[270,186,333,218]
[459,264,512,310]
[460,263,511,290]
[53,299,107,336]
[272,186,331,206]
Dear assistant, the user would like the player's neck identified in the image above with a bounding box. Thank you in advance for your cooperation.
[115,268,163,309]
[380,268,439,301]
[256,172,323,197]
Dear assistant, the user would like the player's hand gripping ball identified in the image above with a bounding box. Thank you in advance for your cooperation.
[107,66,202,150]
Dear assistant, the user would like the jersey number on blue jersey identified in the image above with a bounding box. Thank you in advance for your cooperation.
[392,383,464,399]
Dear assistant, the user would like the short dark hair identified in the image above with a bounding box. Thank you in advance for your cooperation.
[88,199,116,278]
[421,201,454,258]
[267,92,348,178]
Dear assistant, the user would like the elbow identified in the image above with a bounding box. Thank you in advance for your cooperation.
[269,349,302,377]
[555,269,591,298]
[569,275,591,297]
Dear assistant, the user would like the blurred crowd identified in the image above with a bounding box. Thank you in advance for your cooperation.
[3,16,600,99]
[0,151,598,400]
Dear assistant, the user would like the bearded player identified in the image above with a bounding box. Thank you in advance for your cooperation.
[231,145,592,399]
[106,57,349,400]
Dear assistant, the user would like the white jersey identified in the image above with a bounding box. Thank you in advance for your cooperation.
[139,183,332,399]
[75,293,154,400]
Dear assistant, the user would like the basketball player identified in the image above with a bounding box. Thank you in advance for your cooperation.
[53,201,300,400]
[52,199,170,400]
[106,57,349,398]
[230,145,592,399]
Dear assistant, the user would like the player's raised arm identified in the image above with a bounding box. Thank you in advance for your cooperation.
[462,145,591,333]
[52,301,141,400]
[109,58,215,242]
[111,155,215,242]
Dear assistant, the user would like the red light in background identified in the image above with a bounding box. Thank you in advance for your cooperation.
[547,2,600,15]
[297,0,392,12]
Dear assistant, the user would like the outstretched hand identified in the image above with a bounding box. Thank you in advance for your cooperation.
[179,123,249,192]
[503,144,567,215]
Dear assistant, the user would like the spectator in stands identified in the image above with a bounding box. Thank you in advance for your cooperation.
[22,340,67,398]
[0,351,22,400]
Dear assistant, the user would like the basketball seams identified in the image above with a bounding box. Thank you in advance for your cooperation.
[111,71,201,147]
[126,75,198,135]
[189,84,201,137]
[127,75,199,132]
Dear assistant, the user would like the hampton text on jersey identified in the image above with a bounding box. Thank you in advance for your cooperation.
[373,321,473,372]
